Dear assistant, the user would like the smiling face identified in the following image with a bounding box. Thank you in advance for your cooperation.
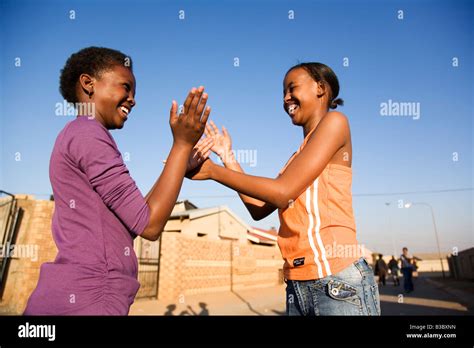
[79,65,136,129]
[283,67,328,126]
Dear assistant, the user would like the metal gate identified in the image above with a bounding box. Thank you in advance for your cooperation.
[136,237,161,299]
[0,191,24,299]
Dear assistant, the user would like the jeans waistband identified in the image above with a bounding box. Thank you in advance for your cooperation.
[353,257,371,273]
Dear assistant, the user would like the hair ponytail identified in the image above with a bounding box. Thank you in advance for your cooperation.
[330,98,344,109]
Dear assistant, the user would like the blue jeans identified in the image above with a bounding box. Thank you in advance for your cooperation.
[285,257,381,315]
[401,267,414,292]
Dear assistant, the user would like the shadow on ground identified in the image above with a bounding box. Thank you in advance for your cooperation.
[163,302,210,316]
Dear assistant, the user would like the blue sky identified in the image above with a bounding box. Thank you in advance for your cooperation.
[1,0,472,255]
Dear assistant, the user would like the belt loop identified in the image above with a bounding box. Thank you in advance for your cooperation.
[354,257,365,274]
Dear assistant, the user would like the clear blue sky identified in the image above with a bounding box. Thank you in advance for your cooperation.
[1,0,472,255]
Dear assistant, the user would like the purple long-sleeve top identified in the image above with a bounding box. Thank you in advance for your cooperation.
[24,116,150,315]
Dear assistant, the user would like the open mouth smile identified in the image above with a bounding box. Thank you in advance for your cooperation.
[119,105,130,119]
[286,102,299,116]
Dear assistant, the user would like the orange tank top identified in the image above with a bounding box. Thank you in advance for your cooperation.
[278,128,359,280]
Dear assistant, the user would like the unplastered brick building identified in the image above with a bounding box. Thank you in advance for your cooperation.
[0,196,283,314]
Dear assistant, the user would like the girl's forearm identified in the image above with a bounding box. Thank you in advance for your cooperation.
[220,151,252,199]
[144,142,192,237]
[211,163,289,209]
[221,151,274,210]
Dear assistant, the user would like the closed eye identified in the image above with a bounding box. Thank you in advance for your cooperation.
[123,83,131,92]
[283,85,296,96]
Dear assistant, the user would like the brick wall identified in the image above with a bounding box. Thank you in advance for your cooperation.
[0,197,57,315]
[0,197,283,313]
[156,232,283,301]
[448,248,474,279]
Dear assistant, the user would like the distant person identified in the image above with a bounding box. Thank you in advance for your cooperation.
[388,256,400,286]
[400,247,414,293]
[411,259,419,278]
[375,254,388,286]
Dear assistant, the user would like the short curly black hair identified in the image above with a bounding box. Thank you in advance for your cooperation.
[59,46,133,104]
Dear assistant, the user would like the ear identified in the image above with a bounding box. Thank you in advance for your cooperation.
[79,73,95,98]
[316,81,326,98]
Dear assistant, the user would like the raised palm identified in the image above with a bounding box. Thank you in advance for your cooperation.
[205,120,232,157]
[164,137,214,172]
[186,137,213,172]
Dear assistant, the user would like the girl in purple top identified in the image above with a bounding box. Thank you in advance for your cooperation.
[24,47,213,315]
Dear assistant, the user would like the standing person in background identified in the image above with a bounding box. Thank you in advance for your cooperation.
[375,254,388,286]
[412,259,419,278]
[400,247,414,293]
[388,256,400,286]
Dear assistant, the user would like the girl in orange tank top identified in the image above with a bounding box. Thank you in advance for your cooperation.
[189,62,380,316]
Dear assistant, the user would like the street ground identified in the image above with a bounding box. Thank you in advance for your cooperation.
[130,273,474,316]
